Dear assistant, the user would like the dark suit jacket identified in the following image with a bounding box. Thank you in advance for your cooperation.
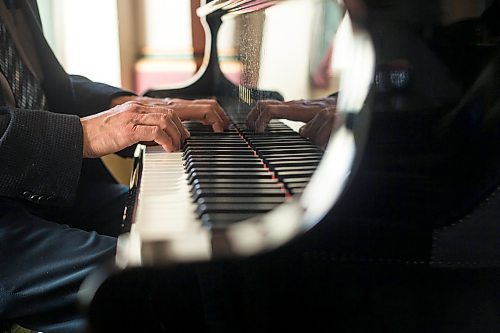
[0,0,133,208]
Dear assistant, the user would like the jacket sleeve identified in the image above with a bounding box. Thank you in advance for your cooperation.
[69,75,137,157]
[0,107,83,207]
[69,75,135,117]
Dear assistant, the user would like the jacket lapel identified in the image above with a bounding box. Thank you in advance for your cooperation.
[19,0,75,113]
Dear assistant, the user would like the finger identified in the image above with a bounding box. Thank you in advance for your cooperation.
[300,110,328,139]
[246,106,260,129]
[173,104,227,132]
[246,100,281,129]
[309,112,337,148]
[254,103,313,132]
[209,101,231,128]
[299,123,309,137]
[203,109,226,132]
[133,124,177,152]
[143,105,190,141]
[315,123,335,149]
[199,102,230,131]
[193,106,227,132]
[157,114,184,148]
[168,111,191,140]
[138,112,183,149]
[254,105,277,132]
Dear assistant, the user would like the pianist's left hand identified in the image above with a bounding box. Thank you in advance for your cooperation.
[111,96,230,132]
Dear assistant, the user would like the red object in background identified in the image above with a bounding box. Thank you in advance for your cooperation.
[134,57,242,95]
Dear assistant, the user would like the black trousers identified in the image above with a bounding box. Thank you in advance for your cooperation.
[0,170,128,333]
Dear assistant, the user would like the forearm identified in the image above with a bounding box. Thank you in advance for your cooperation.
[69,75,135,116]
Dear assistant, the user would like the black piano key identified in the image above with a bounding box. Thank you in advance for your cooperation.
[184,121,237,128]
[186,161,263,167]
[254,144,315,150]
[244,133,298,138]
[184,156,261,163]
[188,167,268,175]
[246,132,303,137]
[245,133,302,138]
[192,182,280,190]
[188,168,271,183]
[202,213,262,228]
[271,166,318,172]
[289,187,305,196]
[189,171,272,179]
[276,170,315,177]
[185,161,264,172]
[266,159,320,167]
[188,130,239,136]
[284,182,310,189]
[261,153,324,160]
[264,159,322,166]
[196,196,286,205]
[258,148,323,155]
[248,140,312,147]
[191,178,279,186]
[185,142,249,148]
[185,138,246,143]
[244,126,296,131]
[281,177,313,186]
[188,171,273,184]
[192,188,285,200]
[184,149,255,156]
[196,203,278,216]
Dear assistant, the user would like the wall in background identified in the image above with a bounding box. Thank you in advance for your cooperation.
[38,0,122,87]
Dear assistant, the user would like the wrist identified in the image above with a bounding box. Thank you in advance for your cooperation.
[80,117,95,158]
[110,94,137,108]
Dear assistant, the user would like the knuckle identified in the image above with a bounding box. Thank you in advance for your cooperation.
[130,113,142,123]
[127,125,140,141]
[151,126,162,138]
[201,109,211,119]
[162,109,175,119]
[124,123,136,135]
[125,100,141,107]
[123,101,141,113]
[159,112,172,123]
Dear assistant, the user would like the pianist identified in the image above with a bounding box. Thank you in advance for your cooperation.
[0,1,229,332]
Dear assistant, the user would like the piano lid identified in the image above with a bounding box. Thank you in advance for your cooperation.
[145,0,346,102]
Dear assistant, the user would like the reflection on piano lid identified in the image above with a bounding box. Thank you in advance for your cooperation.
[116,0,372,267]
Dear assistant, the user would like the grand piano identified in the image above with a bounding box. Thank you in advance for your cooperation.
[114,0,359,266]
[82,0,500,332]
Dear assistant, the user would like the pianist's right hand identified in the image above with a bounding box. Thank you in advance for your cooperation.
[246,96,337,133]
[80,101,190,158]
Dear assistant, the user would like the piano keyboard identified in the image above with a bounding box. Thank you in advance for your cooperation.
[121,117,324,264]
